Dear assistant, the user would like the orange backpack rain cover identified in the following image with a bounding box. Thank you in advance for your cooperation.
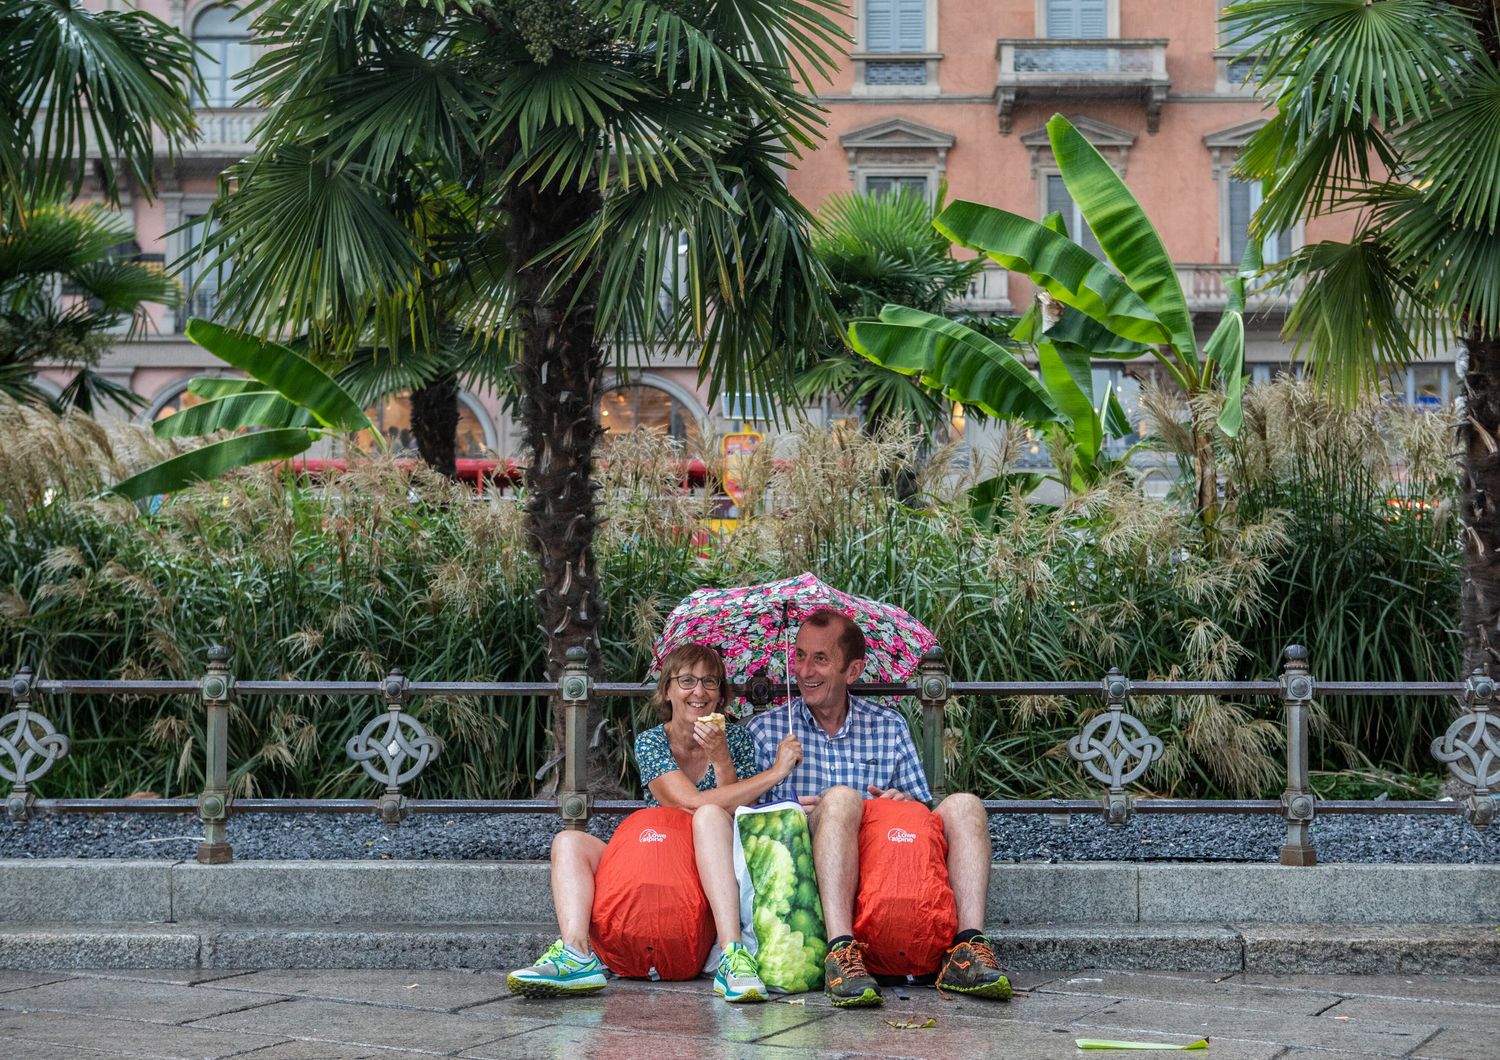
[852,799,958,977]
[589,807,714,980]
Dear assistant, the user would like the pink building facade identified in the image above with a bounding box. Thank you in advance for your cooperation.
[50,1,1455,461]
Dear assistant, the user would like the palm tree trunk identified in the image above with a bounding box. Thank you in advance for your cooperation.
[410,372,459,479]
[508,174,617,796]
[1192,414,1218,524]
[1458,330,1500,678]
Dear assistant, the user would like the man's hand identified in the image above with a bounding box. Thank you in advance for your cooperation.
[867,784,912,801]
[798,794,821,810]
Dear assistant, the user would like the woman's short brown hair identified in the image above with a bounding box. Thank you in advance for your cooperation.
[650,643,728,722]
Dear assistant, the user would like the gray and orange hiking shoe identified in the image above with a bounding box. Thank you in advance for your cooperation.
[506,939,607,997]
[936,933,1012,999]
[824,939,882,1008]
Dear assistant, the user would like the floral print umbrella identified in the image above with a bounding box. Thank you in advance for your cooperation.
[650,572,938,714]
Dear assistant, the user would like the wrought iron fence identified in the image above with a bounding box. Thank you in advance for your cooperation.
[2,645,1497,867]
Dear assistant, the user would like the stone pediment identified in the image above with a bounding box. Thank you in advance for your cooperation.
[1203,119,1269,151]
[839,118,956,152]
[1019,116,1136,151]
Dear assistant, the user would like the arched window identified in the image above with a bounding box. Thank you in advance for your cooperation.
[599,383,702,447]
[357,391,491,459]
[150,383,209,421]
[193,6,250,108]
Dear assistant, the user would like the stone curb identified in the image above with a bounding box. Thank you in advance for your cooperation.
[1,922,1496,975]
[2,860,1496,926]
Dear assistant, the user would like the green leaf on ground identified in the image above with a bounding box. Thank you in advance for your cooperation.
[1076,1038,1209,1050]
[886,1017,937,1029]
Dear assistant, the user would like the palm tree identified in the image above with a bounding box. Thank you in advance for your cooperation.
[797,187,982,438]
[1223,0,1500,673]
[182,0,844,785]
[1,0,200,219]
[1,201,179,414]
[3,1,200,410]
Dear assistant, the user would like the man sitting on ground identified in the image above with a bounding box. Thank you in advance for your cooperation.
[746,608,1012,1008]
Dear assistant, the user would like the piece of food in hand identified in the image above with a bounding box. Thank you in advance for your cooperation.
[697,712,727,729]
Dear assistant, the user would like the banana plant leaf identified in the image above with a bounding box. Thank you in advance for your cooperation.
[110,429,315,501]
[187,377,266,400]
[968,472,1046,526]
[1102,385,1134,440]
[184,319,371,432]
[933,200,1172,350]
[1048,115,1197,367]
[152,391,316,438]
[1204,239,1259,436]
[1036,341,1101,472]
[848,305,1063,424]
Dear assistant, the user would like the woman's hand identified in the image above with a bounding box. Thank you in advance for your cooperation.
[773,733,803,778]
[693,720,730,765]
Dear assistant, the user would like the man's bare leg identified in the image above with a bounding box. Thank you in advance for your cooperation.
[808,785,864,938]
[936,792,991,931]
[549,829,605,954]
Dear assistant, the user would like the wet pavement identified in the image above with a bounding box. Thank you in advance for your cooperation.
[0,967,1496,1058]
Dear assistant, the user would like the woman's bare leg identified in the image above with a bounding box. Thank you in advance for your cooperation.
[693,804,743,948]
[550,830,605,954]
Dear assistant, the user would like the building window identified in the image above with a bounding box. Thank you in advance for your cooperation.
[357,391,491,458]
[866,0,926,52]
[854,0,937,94]
[1045,0,1108,38]
[841,118,952,200]
[151,384,209,421]
[600,383,702,447]
[1400,363,1454,409]
[1045,175,1102,257]
[1215,2,1269,94]
[1227,179,1287,265]
[865,174,931,200]
[193,6,250,108]
[178,213,228,332]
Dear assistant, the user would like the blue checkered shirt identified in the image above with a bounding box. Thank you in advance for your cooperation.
[746,695,932,805]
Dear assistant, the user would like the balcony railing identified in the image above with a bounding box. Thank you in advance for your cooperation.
[952,261,1011,313]
[37,107,264,161]
[3,646,1496,866]
[995,38,1170,133]
[1175,263,1301,314]
[188,107,263,155]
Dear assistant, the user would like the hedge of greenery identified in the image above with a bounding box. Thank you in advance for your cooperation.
[0,380,1461,801]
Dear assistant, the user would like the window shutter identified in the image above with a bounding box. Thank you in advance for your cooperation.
[1079,0,1107,39]
[866,0,896,51]
[1046,175,1073,220]
[1228,180,1252,265]
[896,0,925,51]
[1047,0,1107,38]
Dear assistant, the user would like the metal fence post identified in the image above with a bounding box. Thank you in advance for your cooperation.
[1431,668,1499,831]
[197,645,234,864]
[558,647,592,831]
[1278,644,1317,866]
[3,666,70,823]
[916,647,949,800]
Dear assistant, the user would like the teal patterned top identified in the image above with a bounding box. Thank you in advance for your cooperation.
[635,723,759,807]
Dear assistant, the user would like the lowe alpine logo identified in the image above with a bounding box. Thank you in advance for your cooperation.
[639,828,668,843]
[887,828,916,844]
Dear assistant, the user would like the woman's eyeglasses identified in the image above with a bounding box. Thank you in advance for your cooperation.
[670,674,722,691]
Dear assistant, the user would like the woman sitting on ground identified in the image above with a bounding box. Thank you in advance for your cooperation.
[506,642,802,1003]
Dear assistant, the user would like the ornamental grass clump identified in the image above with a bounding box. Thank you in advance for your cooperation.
[0,380,1463,799]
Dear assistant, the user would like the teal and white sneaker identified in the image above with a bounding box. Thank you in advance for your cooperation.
[506,939,607,997]
[713,941,768,1004]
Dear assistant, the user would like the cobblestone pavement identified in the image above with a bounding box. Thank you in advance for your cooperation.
[1,967,1497,1058]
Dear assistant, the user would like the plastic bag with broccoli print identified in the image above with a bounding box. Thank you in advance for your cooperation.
[732,800,827,994]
